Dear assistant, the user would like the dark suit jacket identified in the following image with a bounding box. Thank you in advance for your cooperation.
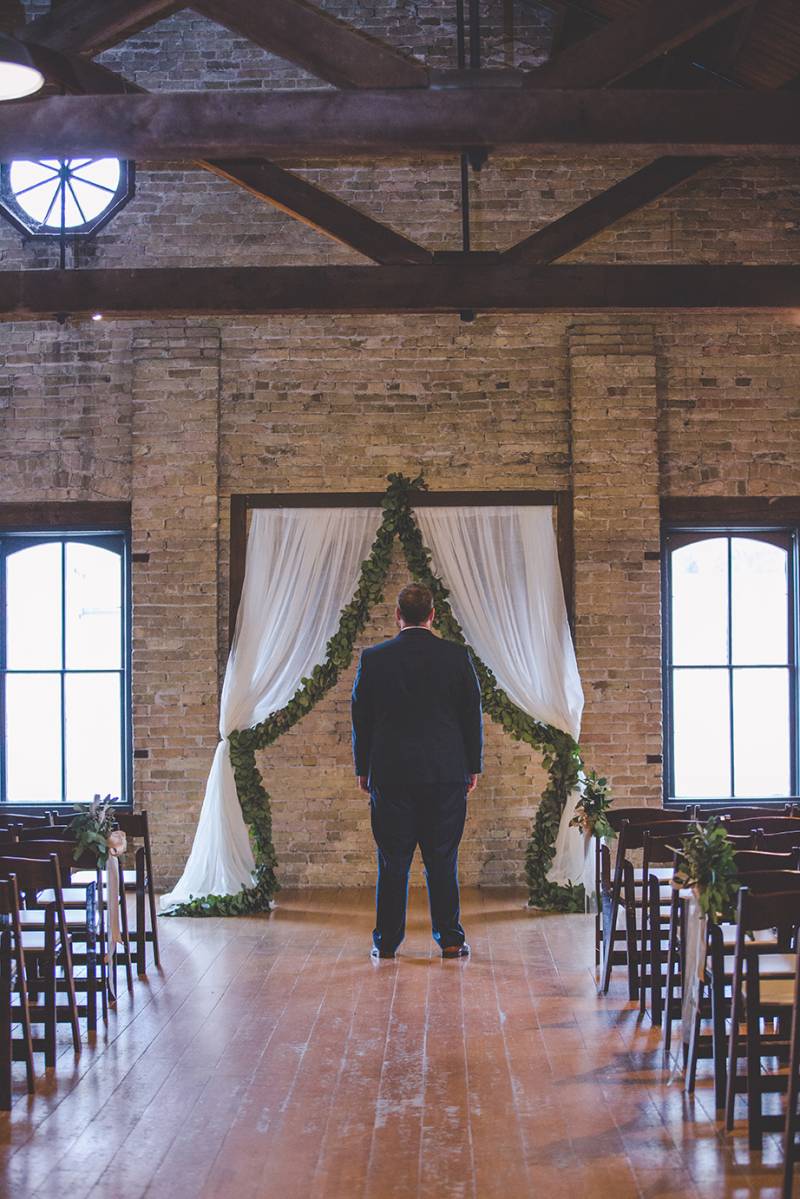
[351,627,483,786]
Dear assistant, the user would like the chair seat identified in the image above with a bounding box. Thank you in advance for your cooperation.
[720,924,777,948]
[18,909,91,930]
[71,867,134,887]
[19,930,63,954]
[746,976,796,1007]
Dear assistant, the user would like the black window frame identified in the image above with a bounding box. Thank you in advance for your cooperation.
[0,503,132,812]
[662,498,800,809]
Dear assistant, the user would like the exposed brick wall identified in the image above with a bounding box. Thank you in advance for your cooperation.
[3,4,800,888]
[570,319,662,806]
[130,326,222,883]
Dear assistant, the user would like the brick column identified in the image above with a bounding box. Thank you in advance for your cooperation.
[131,325,221,885]
[569,319,662,804]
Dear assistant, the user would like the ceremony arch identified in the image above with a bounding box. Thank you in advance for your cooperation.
[162,474,593,916]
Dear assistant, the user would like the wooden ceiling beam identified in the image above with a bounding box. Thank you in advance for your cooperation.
[526,0,756,89]
[20,48,431,265]
[1,88,798,160]
[502,156,712,265]
[190,0,429,89]
[5,265,800,319]
[18,0,185,56]
[203,158,432,264]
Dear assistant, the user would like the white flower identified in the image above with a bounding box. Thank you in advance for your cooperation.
[107,830,127,857]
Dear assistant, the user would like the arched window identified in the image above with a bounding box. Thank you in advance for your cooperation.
[664,529,795,802]
[0,530,130,806]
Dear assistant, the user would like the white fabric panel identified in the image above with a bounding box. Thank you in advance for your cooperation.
[415,506,583,738]
[415,504,587,890]
[160,507,380,911]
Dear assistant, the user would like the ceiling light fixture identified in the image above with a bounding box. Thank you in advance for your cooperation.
[0,33,44,101]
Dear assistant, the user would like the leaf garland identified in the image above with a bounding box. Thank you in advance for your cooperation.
[167,473,593,917]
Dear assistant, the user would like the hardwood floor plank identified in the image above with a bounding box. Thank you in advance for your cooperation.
[0,888,793,1199]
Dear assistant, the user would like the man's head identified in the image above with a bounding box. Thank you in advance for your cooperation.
[396,582,434,629]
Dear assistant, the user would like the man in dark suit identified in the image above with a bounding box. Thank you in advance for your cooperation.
[351,582,483,960]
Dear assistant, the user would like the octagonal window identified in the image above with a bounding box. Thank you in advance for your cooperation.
[0,157,134,237]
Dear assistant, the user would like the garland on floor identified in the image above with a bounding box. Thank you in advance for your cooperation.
[170,473,589,917]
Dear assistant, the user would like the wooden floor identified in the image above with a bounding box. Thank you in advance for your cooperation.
[0,886,792,1198]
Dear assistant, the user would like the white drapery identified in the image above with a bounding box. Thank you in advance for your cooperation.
[416,506,588,891]
[160,507,380,911]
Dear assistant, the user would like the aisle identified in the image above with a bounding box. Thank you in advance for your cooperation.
[0,888,783,1198]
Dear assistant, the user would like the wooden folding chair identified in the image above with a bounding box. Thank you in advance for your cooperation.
[601,815,692,996]
[0,854,81,1067]
[10,838,113,1030]
[595,805,691,976]
[782,938,800,1198]
[725,881,800,1144]
[685,861,798,1108]
[107,810,160,973]
[661,833,759,1058]
[0,875,35,1108]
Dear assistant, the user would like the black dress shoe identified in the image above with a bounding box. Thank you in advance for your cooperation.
[442,943,470,959]
[370,946,395,960]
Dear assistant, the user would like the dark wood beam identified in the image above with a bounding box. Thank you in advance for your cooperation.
[203,158,432,264]
[191,0,429,89]
[502,156,712,264]
[19,0,184,56]
[527,0,754,89]
[1,88,799,160]
[27,44,144,94]
[21,48,432,265]
[5,265,800,319]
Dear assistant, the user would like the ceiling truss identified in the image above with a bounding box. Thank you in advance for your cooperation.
[1,0,796,317]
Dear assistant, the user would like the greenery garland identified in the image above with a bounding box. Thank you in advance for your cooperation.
[168,473,592,916]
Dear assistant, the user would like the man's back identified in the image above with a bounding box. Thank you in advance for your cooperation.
[351,628,483,785]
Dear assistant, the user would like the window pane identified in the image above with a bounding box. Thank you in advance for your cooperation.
[65,542,122,669]
[731,537,789,666]
[671,539,728,666]
[65,673,121,804]
[5,673,61,802]
[5,542,62,669]
[673,668,731,797]
[733,668,791,798]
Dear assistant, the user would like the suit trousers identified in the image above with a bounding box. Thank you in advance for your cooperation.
[370,780,468,954]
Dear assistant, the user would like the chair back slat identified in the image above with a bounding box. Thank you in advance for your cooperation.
[734,849,798,873]
[737,882,800,932]
[695,804,792,820]
[756,829,800,854]
[113,811,147,838]
[9,837,99,875]
[724,816,800,836]
[0,853,60,895]
[16,825,75,841]
[642,825,697,865]
[619,819,695,853]
[608,806,691,833]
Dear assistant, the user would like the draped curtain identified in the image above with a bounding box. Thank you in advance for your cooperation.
[416,506,588,889]
[163,500,589,911]
[160,507,380,911]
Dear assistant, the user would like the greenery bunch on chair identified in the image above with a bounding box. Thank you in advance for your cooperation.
[672,817,739,923]
[569,771,614,840]
[170,473,601,917]
[70,794,126,867]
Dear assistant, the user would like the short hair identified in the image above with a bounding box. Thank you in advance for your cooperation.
[397,582,434,626]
